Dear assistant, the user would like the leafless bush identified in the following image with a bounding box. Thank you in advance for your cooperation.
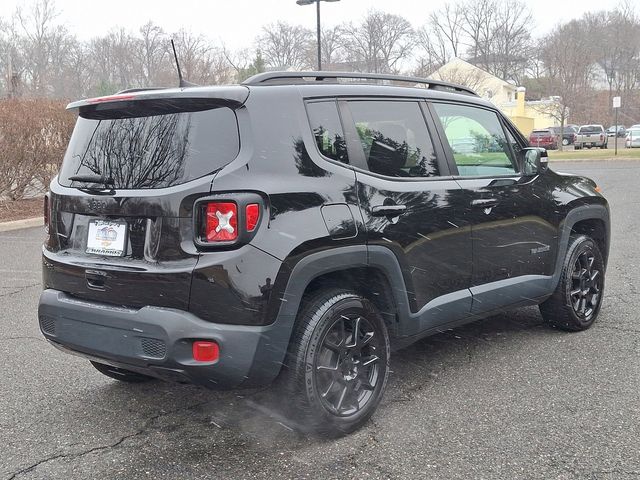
[0,98,75,200]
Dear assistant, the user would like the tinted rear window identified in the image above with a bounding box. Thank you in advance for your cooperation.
[59,107,239,189]
[579,126,602,133]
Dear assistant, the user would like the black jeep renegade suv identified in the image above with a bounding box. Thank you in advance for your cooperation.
[38,71,610,435]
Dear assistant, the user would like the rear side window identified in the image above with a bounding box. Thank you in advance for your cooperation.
[59,107,239,189]
[346,101,439,178]
[432,103,517,177]
[306,101,348,164]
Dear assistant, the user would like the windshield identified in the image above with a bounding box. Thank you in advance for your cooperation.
[58,107,239,189]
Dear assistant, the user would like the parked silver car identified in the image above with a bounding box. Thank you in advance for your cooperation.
[625,128,640,148]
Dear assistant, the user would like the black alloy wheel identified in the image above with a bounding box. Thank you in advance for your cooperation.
[569,249,602,321]
[540,235,605,331]
[315,314,382,416]
[281,289,390,436]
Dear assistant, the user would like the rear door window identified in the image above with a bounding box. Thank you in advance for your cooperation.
[59,106,239,189]
[346,100,439,178]
[306,101,348,164]
[432,102,518,177]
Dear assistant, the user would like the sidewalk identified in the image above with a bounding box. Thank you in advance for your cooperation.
[0,217,43,232]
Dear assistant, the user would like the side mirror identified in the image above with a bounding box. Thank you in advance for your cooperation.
[522,147,548,175]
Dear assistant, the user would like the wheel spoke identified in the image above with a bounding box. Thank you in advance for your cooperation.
[324,339,342,353]
[335,384,349,411]
[570,288,581,297]
[359,331,374,349]
[361,355,380,367]
[590,270,600,283]
[360,379,375,391]
[346,317,361,349]
[317,364,338,373]
[321,378,336,398]
[338,317,347,346]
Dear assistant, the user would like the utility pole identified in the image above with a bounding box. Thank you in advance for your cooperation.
[613,96,621,156]
[296,0,341,70]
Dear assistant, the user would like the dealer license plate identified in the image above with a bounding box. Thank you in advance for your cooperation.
[86,220,127,257]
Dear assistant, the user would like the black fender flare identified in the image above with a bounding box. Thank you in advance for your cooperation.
[551,203,610,290]
[248,245,410,384]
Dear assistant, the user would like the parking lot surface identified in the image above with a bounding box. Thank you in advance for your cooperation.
[2,160,639,479]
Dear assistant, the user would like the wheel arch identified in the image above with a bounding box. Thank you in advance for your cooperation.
[274,245,411,337]
[552,203,610,290]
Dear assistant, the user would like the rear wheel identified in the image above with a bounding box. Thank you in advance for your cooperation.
[281,289,390,436]
[540,235,605,331]
[601,143,608,149]
[562,138,569,146]
[91,361,155,383]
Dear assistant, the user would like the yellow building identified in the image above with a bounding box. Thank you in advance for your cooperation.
[500,89,562,136]
[430,59,563,136]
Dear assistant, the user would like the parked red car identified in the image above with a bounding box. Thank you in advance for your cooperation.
[529,129,558,150]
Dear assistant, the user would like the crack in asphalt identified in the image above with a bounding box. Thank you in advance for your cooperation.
[0,283,40,299]
[595,324,640,335]
[4,399,215,480]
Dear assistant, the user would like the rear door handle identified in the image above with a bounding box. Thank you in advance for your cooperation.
[371,204,407,217]
[470,198,499,208]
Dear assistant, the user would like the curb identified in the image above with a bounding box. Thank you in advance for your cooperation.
[0,217,44,233]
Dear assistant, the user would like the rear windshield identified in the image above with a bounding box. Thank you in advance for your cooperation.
[531,130,550,135]
[59,107,239,189]
[579,126,602,133]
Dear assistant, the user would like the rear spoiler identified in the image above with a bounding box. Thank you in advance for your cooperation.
[67,86,250,119]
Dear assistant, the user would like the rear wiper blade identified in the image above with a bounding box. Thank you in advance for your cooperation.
[68,174,115,186]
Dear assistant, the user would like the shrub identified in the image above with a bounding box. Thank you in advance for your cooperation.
[0,99,75,200]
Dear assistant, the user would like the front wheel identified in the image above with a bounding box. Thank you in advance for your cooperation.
[540,235,605,331]
[280,289,390,436]
[562,138,569,146]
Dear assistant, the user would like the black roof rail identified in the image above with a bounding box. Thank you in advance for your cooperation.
[242,71,479,96]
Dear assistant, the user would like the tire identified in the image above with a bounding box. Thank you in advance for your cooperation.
[280,289,390,436]
[90,361,155,383]
[562,138,569,146]
[575,144,582,150]
[601,143,607,149]
[539,235,605,331]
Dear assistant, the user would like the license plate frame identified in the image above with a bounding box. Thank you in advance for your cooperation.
[86,220,128,257]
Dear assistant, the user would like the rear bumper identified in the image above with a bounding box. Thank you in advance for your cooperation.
[38,289,294,388]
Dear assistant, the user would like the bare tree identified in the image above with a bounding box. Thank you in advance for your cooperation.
[342,10,414,73]
[535,20,598,149]
[170,29,233,85]
[136,22,169,86]
[257,21,312,69]
[319,25,345,69]
[15,0,67,95]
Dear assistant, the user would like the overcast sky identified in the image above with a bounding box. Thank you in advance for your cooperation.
[0,0,627,51]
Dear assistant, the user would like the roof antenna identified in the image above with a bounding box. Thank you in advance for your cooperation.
[170,39,198,88]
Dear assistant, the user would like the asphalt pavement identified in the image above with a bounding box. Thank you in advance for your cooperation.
[2,160,639,480]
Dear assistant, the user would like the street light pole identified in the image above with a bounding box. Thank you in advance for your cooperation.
[296,0,340,71]
[316,0,321,70]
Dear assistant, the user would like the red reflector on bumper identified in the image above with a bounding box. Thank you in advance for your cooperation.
[192,341,219,362]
